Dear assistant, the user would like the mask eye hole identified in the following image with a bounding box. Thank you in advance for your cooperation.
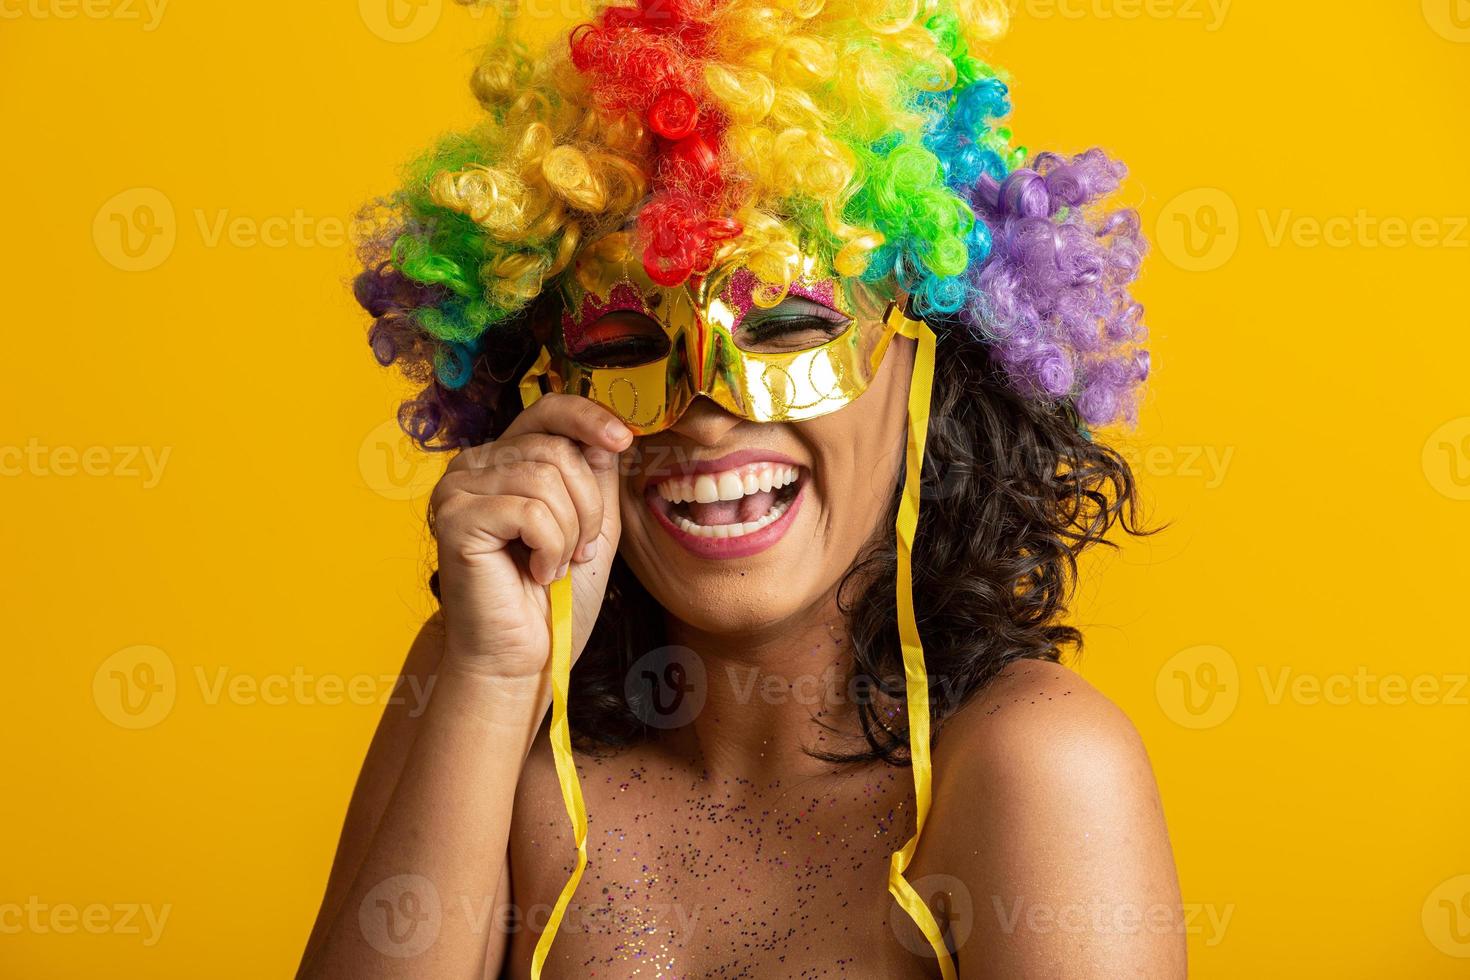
[733,295,852,353]
[567,310,672,368]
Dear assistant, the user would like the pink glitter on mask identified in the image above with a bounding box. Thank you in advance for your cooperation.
[721,268,842,328]
[561,280,656,353]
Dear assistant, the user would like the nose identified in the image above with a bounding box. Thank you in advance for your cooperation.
[667,394,745,447]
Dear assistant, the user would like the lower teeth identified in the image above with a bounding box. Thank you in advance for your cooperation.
[674,498,791,539]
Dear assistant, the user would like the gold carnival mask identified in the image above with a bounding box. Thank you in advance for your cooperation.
[520,249,916,434]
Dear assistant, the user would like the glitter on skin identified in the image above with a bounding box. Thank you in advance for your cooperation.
[522,634,931,977]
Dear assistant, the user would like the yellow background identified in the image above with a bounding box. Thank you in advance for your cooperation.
[2,0,1468,976]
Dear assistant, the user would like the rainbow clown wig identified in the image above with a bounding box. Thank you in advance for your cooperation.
[355,0,1148,975]
[358,0,1148,451]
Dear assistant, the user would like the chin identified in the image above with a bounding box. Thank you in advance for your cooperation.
[643,572,814,637]
[623,509,827,640]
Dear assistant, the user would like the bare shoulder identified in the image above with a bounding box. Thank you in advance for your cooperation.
[917,659,1187,979]
[935,658,1148,779]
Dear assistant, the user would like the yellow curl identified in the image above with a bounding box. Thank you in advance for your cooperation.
[953,0,1009,46]
[515,122,556,168]
[542,145,608,213]
[856,0,919,35]
[703,63,777,124]
[834,233,883,277]
[471,39,533,111]
[890,25,958,92]
[574,231,639,297]
[597,154,648,214]
[430,165,528,239]
[770,35,836,86]
[485,249,551,306]
[544,223,583,280]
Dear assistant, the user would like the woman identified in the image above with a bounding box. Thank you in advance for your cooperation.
[301,0,1183,975]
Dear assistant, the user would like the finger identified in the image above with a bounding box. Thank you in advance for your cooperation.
[444,437,604,564]
[501,435,605,562]
[432,494,567,586]
[438,459,581,571]
[501,392,633,457]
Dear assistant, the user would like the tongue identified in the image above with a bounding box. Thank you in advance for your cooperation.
[689,489,775,526]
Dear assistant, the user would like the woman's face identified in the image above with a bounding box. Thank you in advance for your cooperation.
[613,299,915,636]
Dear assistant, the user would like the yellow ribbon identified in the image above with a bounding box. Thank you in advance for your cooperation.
[516,312,951,977]
[884,306,957,979]
[518,350,589,980]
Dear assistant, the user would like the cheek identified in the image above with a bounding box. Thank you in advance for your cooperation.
[803,372,910,552]
[839,340,912,462]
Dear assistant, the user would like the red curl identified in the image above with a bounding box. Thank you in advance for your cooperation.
[661,132,724,198]
[648,89,699,140]
[636,194,746,287]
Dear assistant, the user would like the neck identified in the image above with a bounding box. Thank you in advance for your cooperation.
[661,591,865,787]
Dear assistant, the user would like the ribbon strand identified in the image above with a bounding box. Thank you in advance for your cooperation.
[883,307,957,979]
[519,353,590,980]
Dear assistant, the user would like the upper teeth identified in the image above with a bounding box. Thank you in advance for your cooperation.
[656,463,800,504]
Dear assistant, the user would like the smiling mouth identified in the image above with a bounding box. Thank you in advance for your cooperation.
[650,461,803,539]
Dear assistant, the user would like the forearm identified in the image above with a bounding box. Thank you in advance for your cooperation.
[300,666,549,979]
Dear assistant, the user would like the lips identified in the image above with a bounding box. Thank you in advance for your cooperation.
[644,451,807,559]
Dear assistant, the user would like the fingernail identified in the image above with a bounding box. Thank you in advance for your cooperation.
[583,540,599,561]
[557,562,569,580]
[585,447,615,470]
[605,420,632,445]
